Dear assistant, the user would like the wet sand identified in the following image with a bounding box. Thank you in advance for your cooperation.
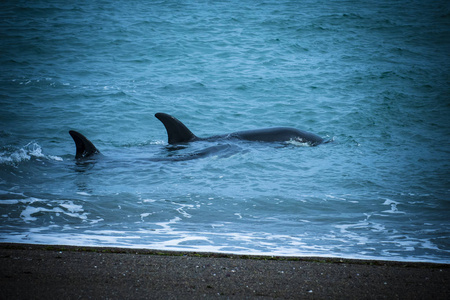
[1,243,449,299]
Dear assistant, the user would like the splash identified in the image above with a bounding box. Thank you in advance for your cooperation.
[0,142,63,166]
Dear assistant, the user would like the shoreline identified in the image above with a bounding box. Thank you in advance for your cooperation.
[1,242,448,267]
[1,243,449,299]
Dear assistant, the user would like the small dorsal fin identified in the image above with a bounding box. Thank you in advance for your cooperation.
[69,130,100,159]
[155,113,198,144]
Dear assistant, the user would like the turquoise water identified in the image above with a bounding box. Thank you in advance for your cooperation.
[1,0,449,263]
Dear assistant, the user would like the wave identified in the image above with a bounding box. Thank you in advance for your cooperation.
[0,142,63,166]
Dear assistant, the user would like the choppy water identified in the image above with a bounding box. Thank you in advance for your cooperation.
[1,0,449,263]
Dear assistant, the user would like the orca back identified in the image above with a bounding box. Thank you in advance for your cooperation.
[69,130,100,159]
[155,113,197,144]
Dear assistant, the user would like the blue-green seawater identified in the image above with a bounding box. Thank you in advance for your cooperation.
[1,0,449,263]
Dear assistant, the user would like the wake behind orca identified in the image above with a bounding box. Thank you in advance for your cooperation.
[155,112,326,146]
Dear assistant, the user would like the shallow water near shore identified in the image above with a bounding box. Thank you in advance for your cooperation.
[1,0,449,263]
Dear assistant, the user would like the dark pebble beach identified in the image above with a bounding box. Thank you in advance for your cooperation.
[1,243,449,299]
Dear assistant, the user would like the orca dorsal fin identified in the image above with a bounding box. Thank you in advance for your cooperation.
[69,130,100,159]
[155,113,197,144]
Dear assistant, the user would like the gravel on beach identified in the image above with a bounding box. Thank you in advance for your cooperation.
[1,243,449,299]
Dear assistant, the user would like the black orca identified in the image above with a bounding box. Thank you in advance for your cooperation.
[69,130,101,159]
[155,113,325,146]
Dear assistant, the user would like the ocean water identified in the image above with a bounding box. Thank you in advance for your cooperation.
[1,0,449,263]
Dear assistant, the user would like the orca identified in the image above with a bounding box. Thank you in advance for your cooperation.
[68,130,239,161]
[155,113,326,146]
[69,130,101,159]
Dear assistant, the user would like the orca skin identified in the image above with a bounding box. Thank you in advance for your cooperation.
[155,113,325,146]
[69,130,101,159]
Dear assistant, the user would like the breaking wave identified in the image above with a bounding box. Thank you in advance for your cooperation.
[0,143,63,166]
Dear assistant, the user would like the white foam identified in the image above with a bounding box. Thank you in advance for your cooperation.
[382,203,405,214]
[0,200,20,205]
[0,143,63,166]
[0,149,30,165]
[60,202,83,213]
[382,198,405,214]
[76,192,91,196]
[1,226,447,263]
[286,139,312,147]
[142,198,156,203]
[20,206,47,222]
[19,200,88,222]
[48,155,63,161]
[25,142,45,158]
[175,204,194,218]
[382,198,400,205]
[89,218,104,225]
[140,213,153,221]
